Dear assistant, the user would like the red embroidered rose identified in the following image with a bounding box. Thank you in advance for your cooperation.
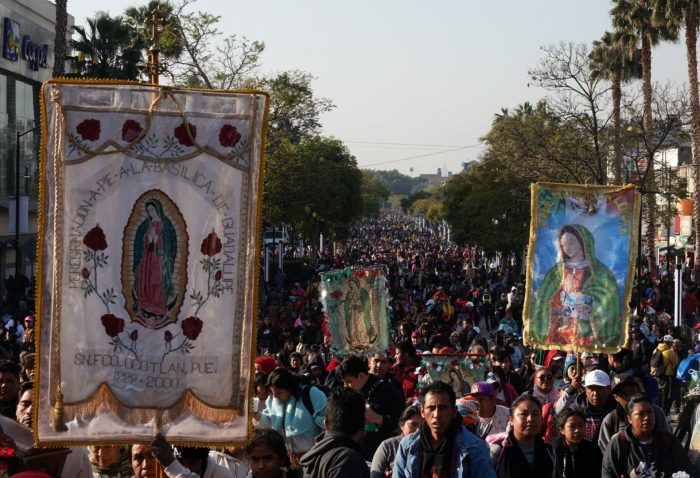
[164,330,173,342]
[101,314,124,338]
[330,290,343,299]
[76,118,101,141]
[181,316,203,341]
[451,359,459,366]
[219,124,242,148]
[81,267,90,279]
[174,122,197,146]
[200,232,222,256]
[83,225,107,251]
[214,270,222,281]
[122,119,143,142]
[129,330,138,341]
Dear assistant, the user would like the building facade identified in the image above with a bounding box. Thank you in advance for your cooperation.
[0,0,73,306]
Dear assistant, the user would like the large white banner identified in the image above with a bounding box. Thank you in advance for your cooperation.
[36,81,267,445]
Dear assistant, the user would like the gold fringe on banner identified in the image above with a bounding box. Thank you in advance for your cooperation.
[61,383,239,426]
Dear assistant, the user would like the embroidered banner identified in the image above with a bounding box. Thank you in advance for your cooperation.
[319,267,389,355]
[523,183,640,354]
[36,80,267,445]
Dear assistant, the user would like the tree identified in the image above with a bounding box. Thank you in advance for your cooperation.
[264,136,363,244]
[529,42,614,184]
[71,13,145,80]
[657,0,700,273]
[249,71,334,149]
[162,0,264,89]
[589,31,642,184]
[360,170,390,218]
[371,169,428,195]
[612,0,678,266]
[442,158,530,260]
[52,0,68,77]
[482,101,592,184]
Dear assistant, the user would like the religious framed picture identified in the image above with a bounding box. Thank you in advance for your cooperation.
[523,183,640,354]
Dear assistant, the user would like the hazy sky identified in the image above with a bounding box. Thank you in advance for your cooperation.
[65,0,689,176]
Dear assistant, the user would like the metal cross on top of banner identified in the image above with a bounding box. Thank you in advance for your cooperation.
[145,7,167,86]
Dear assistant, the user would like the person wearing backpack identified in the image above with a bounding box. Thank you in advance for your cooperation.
[338,354,405,461]
[602,394,691,478]
[258,368,327,470]
[651,335,679,414]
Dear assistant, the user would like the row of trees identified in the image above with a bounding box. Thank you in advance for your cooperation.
[51,0,388,248]
[416,1,697,268]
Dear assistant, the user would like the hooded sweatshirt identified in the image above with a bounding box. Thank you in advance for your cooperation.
[299,431,369,478]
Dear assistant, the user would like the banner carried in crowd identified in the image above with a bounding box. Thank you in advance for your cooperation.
[523,183,640,354]
[416,354,490,398]
[36,80,267,445]
[319,266,390,355]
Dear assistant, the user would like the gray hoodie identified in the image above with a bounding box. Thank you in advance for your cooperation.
[299,431,369,478]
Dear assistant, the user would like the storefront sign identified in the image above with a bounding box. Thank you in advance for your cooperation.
[2,18,20,61]
[22,35,48,70]
[3,17,48,70]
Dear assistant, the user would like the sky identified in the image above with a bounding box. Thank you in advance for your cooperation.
[64,0,690,177]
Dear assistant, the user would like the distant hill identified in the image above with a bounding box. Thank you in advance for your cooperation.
[366,169,429,195]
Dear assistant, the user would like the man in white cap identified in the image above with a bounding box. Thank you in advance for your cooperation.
[554,368,616,441]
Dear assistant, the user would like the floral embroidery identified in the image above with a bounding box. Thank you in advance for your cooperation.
[181,316,203,340]
[76,118,101,141]
[201,232,222,256]
[219,124,242,148]
[101,314,124,337]
[174,122,197,146]
[122,119,143,142]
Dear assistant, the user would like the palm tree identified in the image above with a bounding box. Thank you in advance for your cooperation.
[658,0,700,275]
[611,0,678,270]
[52,0,68,77]
[71,13,146,80]
[589,31,641,184]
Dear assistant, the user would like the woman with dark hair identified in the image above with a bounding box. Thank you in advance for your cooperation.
[489,394,556,478]
[258,368,326,470]
[602,394,690,478]
[246,428,298,478]
[530,224,621,348]
[369,406,422,478]
[552,407,602,478]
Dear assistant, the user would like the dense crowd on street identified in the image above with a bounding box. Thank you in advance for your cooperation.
[0,210,697,477]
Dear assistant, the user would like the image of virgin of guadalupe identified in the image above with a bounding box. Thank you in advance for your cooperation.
[132,199,178,328]
[344,277,377,347]
[530,224,622,348]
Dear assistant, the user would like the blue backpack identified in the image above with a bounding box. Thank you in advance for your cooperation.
[676,353,700,383]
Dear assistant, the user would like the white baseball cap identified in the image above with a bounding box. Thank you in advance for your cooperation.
[663,335,674,342]
[584,369,610,388]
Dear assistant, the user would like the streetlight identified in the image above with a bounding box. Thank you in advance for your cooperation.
[15,124,39,302]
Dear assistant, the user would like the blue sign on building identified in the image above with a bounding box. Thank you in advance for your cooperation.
[3,17,20,62]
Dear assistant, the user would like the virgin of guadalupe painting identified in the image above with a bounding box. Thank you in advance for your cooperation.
[523,183,640,354]
[344,277,376,345]
[121,190,189,330]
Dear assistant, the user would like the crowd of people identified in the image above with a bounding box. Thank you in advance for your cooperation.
[0,211,697,477]
[250,212,698,477]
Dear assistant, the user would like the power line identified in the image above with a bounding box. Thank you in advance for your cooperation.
[345,140,482,148]
[361,144,480,167]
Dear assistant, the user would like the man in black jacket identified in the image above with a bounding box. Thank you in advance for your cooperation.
[300,387,369,478]
[338,354,405,460]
